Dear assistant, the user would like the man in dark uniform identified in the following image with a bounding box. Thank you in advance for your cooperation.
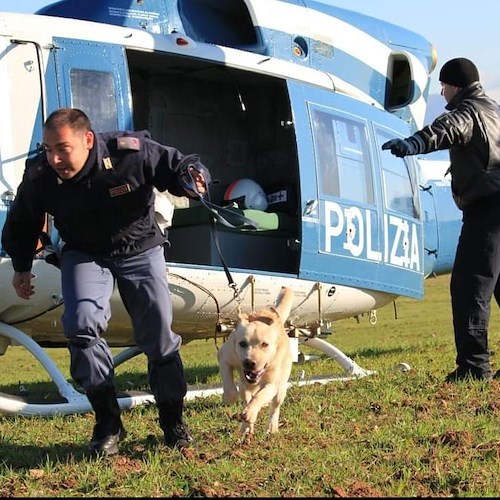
[1,108,211,455]
[382,58,500,382]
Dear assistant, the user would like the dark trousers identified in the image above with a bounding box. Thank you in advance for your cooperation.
[60,245,186,405]
[450,193,500,375]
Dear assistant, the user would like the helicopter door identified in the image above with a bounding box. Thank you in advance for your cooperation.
[288,81,424,299]
[0,39,45,191]
[51,37,133,131]
[0,39,45,255]
[373,125,424,298]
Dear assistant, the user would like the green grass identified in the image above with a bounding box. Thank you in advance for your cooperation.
[1,273,499,497]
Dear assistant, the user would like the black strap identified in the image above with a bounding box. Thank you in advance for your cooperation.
[38,230,62,269]
[208,215,239,290]
[174,154,260,230]
[198,196,260,230]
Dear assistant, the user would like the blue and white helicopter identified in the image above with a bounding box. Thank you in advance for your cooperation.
[0,0,461,416]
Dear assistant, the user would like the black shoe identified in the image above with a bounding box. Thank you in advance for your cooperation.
[89,423,127,456]
[163,421,193,449]
[444,367,492,383]
[494,370,500,380]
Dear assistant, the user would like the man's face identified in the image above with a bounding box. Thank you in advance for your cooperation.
[43,124,94,180]
[440,82,461,104]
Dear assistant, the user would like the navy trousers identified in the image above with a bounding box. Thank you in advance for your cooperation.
[60,245,186,405]
[450,192,500,376]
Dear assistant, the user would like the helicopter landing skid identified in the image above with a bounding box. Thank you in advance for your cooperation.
[0,321,375,417]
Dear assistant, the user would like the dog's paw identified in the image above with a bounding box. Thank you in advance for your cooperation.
[266,423,280,434]
[222,389,239,404]
[240,421,254,440]
[241,406,259,425]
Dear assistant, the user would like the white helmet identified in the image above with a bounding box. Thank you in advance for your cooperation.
[223,178,268,210]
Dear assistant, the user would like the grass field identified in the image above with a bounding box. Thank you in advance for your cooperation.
[0,273,499,497]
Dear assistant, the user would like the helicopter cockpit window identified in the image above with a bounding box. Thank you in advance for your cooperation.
[377,129,420,218]
[311,108,374,205]
[69,69,118,132]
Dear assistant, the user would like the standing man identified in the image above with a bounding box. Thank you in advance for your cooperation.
[1,108,211,454]
[382,58,500,382]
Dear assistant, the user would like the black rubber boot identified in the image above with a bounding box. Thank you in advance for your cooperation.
[158,401,193,449]
[149,351,191,449]
[444,366,493,383]
[86,386,126,456]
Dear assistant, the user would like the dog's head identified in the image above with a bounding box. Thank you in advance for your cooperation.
[232,287,294,384]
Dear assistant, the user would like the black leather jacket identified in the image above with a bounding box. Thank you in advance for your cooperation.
[412,83,500,209]
[1,130,209,272]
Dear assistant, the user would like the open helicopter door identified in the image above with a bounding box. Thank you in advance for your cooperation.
[0,37,140,416]
[288,81,425,304]
[0,37,46,247]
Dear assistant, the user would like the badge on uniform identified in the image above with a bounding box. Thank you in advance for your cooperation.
[117,137,141,150]
[109,184,132,197]
[103,157,113,170]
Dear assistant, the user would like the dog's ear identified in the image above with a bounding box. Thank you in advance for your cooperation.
[272,287,294,324]
[237,312,250,326]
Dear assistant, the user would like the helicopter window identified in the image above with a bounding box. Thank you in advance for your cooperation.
[69,69,118,132]
[378,130,419,218]
[311,109,374,205]
[386,56,413,109]
[178,0,266,54]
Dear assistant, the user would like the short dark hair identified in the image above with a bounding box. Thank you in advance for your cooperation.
[44,108,92,133]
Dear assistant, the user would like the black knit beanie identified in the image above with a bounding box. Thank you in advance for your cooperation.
[439,58,479,87]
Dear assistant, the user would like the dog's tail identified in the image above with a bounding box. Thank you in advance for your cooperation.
[272,287,294,324]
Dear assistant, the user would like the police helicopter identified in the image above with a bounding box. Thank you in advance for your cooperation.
[0,0,461,416]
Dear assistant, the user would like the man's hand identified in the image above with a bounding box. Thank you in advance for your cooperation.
[12,271,35,300]
[176,154,212,199]
[382,138,418,158]
[181,166,208,198]
[189,166,207,195]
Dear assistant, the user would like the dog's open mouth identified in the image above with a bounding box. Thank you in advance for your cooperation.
[244,366,267,384]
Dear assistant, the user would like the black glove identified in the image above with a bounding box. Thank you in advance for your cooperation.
[382,137,420,158]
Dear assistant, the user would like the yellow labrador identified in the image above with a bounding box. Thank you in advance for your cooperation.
[217,286,294,438]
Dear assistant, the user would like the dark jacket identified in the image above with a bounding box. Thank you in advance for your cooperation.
[411,83,500,209]
[1,130,208,272]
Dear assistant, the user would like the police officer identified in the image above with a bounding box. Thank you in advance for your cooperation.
[382,58,500,382]
[1,108,211,455]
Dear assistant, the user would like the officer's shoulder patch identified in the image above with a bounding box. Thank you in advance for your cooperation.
[116,136,141,151]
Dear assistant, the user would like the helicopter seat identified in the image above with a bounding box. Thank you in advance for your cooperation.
[166,205,297,272]
[170,205,294,232]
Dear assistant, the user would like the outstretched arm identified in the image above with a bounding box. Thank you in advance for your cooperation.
[381,137,423,158]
